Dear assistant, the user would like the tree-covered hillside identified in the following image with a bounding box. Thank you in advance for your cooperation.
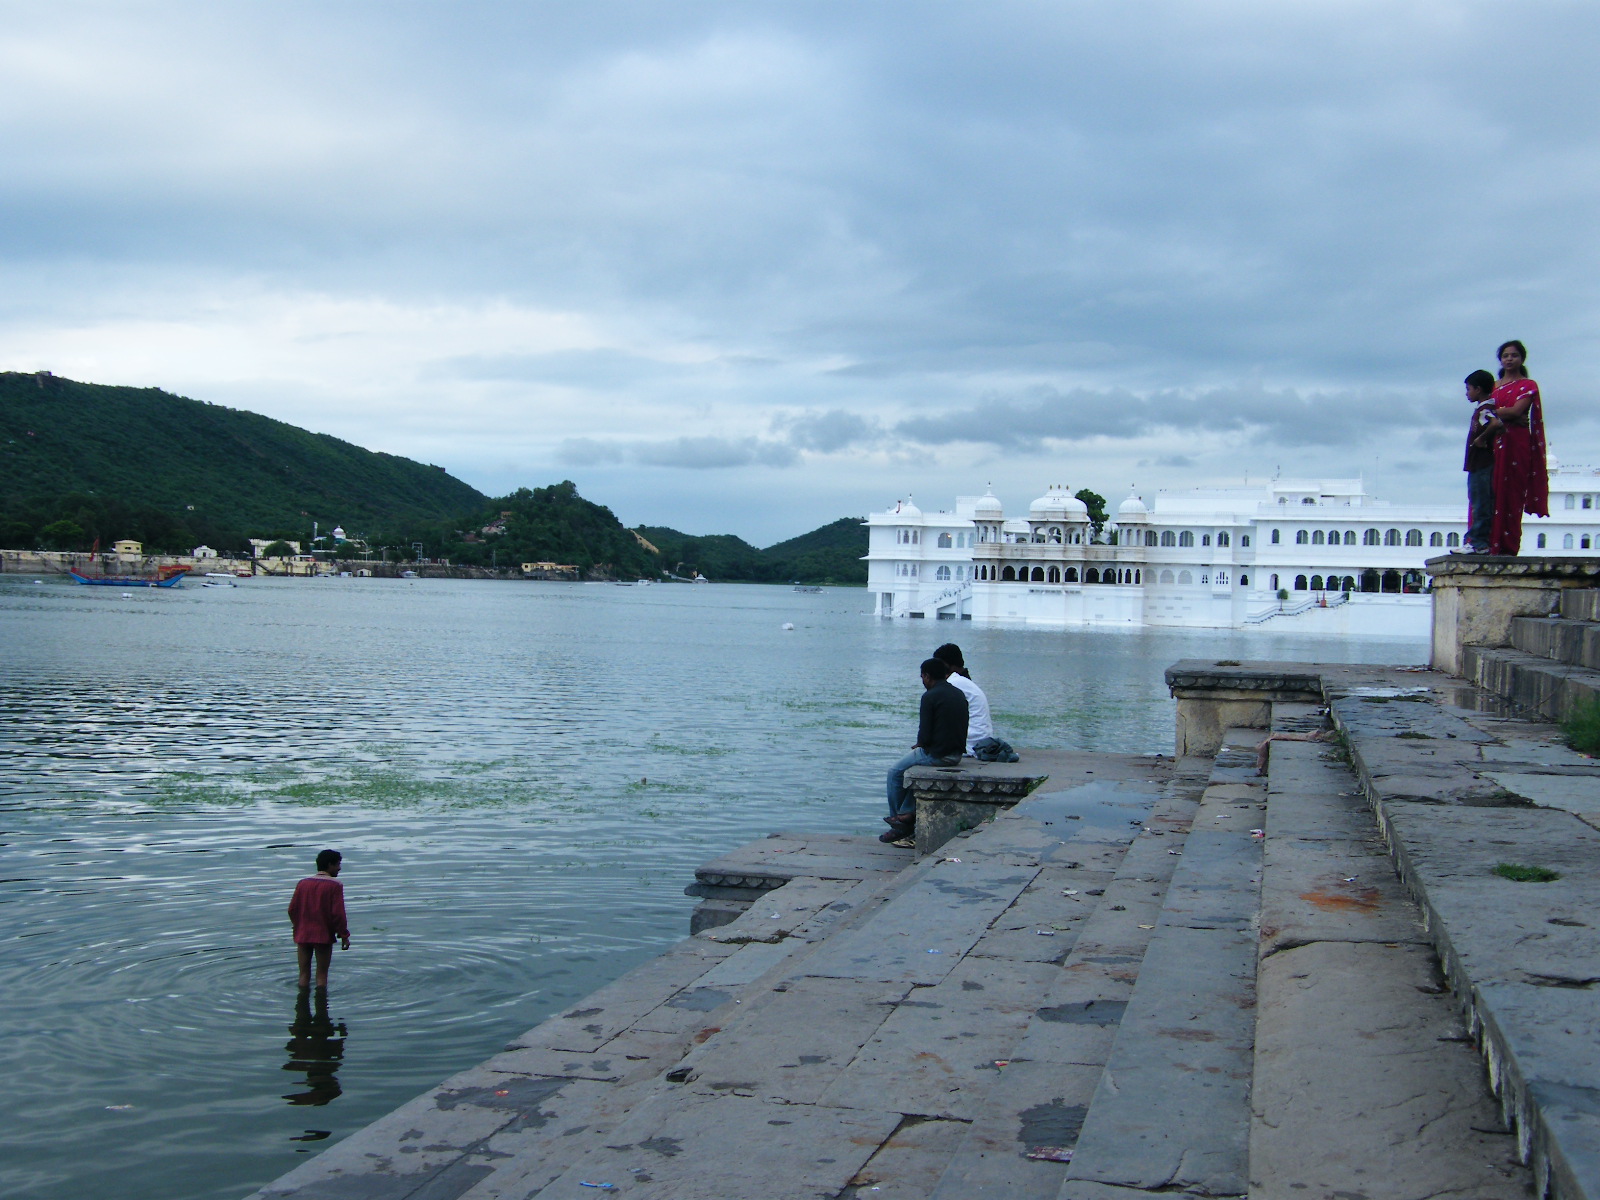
[415,482,660,577]
[636,516,866,584]
[0,371,485,551]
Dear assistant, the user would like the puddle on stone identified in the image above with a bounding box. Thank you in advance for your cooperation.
[1016,780,1160,835]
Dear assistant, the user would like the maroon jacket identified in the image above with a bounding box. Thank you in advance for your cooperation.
[288,876,348,944]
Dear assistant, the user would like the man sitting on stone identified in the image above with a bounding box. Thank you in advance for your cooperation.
[932,643,992,755]
[881,657,969,846]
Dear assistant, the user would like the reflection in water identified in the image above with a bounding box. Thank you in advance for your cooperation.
[282,988,346,1111]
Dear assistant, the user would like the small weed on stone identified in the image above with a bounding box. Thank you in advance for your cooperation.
[1562,698,1600,756]
[1494,863,1562,883]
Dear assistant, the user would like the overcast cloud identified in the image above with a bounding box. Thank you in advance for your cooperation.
[2,2,1597,542]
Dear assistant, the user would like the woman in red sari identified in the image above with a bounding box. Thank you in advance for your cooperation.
[1487,339,1548,555]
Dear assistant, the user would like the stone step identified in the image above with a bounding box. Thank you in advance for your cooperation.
[1563,589,1600,622]
[1462,644,1600,723]
[1333,682,1600,1200]
[1053,731,1264,1199]
[1511,614,1600,672]
[1250,713,1529,1198]
[925,772,1209,1198]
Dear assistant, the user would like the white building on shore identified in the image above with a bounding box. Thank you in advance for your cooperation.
[864,461,1600,635]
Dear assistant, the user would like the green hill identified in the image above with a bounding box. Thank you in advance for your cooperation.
[636,516,866,584]
[416,482,660,577]
[0,371,486,552]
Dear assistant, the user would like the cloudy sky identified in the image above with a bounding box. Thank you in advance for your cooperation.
[2,2,1597,543]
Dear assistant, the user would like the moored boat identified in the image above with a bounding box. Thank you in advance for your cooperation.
[69,565,189,588]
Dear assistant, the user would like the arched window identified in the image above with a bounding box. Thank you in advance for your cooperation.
[1179,531,1194,547]
[1537,533,1547,549]
[1161,531,1176,547]
[1360,569,1379,592]
[1202,534,1211,546]
[1240,574,1249,586]
[1047,566,1060,583]
[1429,532,1443,547]
[1048,526,1063,543]
[1002,566,1016,581]
[1312,530,1325,545]
[937,532,952,548]
[1065,567,1079,582]
[1342,576,1356,592]
[1294,575,1308,591]
[936,565,951,580]
[1215,571,1228,585]
[1405,530,1423,546]
[1134,569,1142,584]
[1200,573,1210,584]
[1444,532,1458,547]
[1296,530,1308,544]
[1385,529,1401,546]
[1310,575,1324,590]
[1344,531,1356,545]
[1364,529,1381,546]
[1030,567,1045,582]
[1103,572,1116,584]
[1218,532,1230,547]
[1178,570,1193,585]
[1086,568,1100,583]
[1564,534,1575,549]
[1302,497,1316,505]
[1382,569,1402,593]
[1242,534,1251,547]
[1159,569,1174,584]
[1146,530,1158,546]
[1271,529,1280,544]
[1279,497,1288,505]
[1270,573,1279,590]
[908,564,917,577]
[1567,494,1577,509]
[1585,536,1594,550]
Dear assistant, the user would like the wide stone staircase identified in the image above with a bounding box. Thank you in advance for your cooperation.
[250,699,1547,1200]
[1463,587,1600,721]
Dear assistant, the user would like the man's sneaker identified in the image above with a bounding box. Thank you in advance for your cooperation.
[878,828,907,844]
[890,836,915,848]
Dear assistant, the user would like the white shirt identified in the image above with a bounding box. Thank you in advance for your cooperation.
[946,672,993,756]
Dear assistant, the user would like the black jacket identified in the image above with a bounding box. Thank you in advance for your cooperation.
[917,680,969,760]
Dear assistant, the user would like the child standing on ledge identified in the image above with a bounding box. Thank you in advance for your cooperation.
[288,849,350,989]
[1461,368,1501,554]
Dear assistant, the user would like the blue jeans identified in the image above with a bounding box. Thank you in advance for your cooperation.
[887,749,961,818]
[1466,468,1494,551]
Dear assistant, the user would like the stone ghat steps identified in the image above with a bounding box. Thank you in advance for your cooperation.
[246,727,1534,1200]
[1333,677,1600,1199]
[1458,587,1600,724]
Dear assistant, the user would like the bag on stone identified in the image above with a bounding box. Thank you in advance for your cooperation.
[971,736,1019,763]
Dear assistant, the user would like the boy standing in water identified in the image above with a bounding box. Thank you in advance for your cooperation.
[288,850,350,989]
[1461,369,1501,554]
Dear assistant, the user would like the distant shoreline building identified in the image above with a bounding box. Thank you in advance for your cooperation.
[864,461,1600,634]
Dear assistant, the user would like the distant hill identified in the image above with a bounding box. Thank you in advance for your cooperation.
[637,516,866,584]
[0,371,486,552]
[418,482,660,578]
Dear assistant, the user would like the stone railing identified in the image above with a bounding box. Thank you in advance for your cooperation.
[1163,661,1325,756]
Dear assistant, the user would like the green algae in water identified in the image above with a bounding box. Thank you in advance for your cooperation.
[1494,863,1562,883]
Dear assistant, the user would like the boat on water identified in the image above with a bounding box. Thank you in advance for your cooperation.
[69,564,190,588]
[793,585,823,593]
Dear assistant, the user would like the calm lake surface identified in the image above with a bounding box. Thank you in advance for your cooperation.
[0,576,1426,1200]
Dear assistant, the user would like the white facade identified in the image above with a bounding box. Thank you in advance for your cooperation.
[864,462,1600,632]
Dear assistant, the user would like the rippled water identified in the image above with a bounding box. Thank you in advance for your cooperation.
[0,576,1425,1199]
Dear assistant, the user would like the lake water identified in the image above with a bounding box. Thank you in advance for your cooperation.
[0,576,1426,1199]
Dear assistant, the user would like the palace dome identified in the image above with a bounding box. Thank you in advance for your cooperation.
[1116,491,1149,520]
[1030,487,1088,519]
[973,489,1003,518]
[894,497,921,519]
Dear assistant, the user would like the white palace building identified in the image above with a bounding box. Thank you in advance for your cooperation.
[865,460,1600,637]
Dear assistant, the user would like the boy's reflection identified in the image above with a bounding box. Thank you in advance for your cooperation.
[282,987,347,1106]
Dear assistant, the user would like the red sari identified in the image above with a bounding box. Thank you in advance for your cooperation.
[1488,377,1548,555]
